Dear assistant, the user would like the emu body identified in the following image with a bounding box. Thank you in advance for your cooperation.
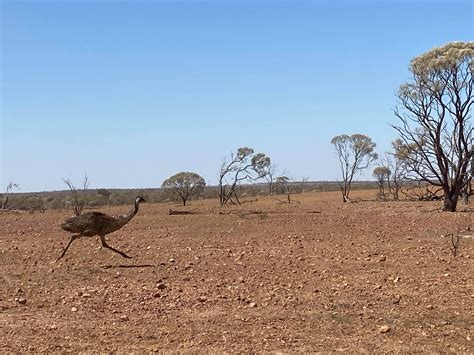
[56,196,145,262]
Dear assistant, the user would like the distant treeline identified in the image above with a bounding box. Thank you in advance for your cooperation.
[1,181,379,212]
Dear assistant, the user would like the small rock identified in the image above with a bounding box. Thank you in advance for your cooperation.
[120,315,129,321]
[379,255,386,262]
[427,304,434,310]
[71,307,78,312]
[249,302,257,308]
[17,297,27,305]
[373,284,382,290]
[379,325,391,333]
[169,258,175,263]
[156,283,166,290]
[198,296,207,302]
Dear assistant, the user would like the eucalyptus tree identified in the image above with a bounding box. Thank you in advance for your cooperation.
[392,41,473,211]
[331,134,378,202]
[373,166,391,200]
[218,147,270,205]
[162,172,206,206]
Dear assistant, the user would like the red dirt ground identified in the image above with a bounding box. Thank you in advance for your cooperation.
[1,190,473,353]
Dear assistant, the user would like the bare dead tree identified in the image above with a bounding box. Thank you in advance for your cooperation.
[392,42,473,212]
[1,182,20,209]
[218,147,270,205]
[401,181,443,201]
[265,163,278,195]
[63,174,89,216]
[300,176,310,193]
[383,142,408,201]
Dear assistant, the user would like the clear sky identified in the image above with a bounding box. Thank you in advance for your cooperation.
[1,0,473,192]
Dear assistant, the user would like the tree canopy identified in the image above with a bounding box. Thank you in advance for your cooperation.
[162,172,206,206]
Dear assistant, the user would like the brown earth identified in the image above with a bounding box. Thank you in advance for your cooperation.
[1,190,473,353]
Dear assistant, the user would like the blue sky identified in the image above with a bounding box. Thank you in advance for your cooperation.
[1,0,473,192]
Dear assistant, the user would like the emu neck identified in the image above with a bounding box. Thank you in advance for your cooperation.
[117,201,140,226]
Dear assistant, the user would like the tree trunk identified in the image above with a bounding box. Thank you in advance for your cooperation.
[443,191,458,212]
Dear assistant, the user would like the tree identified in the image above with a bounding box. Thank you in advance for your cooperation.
[218,147,270,205]
[392,41,473,211]
[63,174,89,216]
[1,182,20,209]
[300,176,310,193]
[383,140,408,201]
[265,163,278,195]
[373,166,391,200]
[97,188,111,206]
[275,175,290,195]
[161,172,206,206]
[331,134,378,202]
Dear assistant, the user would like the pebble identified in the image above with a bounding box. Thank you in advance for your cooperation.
[71,307,78,312]
[379,325,391,333]
[379,255,386,262]
[120,315,129,321]
[249,302,257,308]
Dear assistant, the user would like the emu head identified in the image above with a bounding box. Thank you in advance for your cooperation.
[136,196,146,204]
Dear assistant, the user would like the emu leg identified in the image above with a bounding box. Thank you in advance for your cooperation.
[100,235,131,259]
[56,234,83,262]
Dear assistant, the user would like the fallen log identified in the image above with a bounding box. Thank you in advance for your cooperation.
[169,209,196,215]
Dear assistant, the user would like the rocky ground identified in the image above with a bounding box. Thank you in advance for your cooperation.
[1,190,473,352]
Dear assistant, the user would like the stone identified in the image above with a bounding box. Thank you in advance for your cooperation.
[379,325,391,333]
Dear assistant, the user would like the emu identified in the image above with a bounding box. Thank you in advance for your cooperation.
[56,196,146,262]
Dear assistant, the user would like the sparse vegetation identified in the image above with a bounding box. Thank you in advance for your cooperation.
[63,175,89,216]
